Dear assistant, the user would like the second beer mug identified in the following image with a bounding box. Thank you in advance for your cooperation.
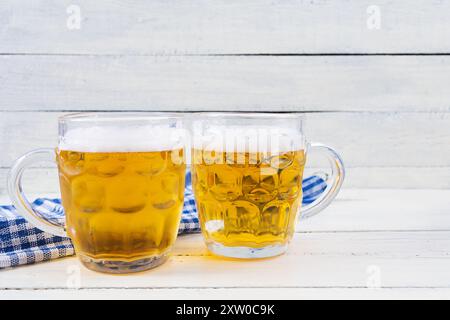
[191,113,345,259]
[8,113,186,273]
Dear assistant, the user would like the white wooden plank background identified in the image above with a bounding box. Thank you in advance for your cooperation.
[1,1,449,191]
[0,111,449,190]
[1,0,450,54]
[2,55,450,112]
[3,111,450,167]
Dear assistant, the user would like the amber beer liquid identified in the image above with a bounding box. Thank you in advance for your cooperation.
[56,127,185,271]
[192,146,306,256]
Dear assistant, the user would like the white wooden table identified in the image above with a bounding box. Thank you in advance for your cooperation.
[1,189,449,300]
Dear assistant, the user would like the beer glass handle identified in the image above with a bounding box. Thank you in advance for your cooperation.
[300,143,345,220]
[7,148,67,237]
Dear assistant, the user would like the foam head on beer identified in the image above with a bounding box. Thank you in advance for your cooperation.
[192,126,305,166]
[59,125,185,152]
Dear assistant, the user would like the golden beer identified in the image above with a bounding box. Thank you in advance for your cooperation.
[192,148,305,253]
[57,149,185,268]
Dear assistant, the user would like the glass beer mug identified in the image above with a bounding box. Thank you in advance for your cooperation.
[8,113,186,273]
[191,113,345,259]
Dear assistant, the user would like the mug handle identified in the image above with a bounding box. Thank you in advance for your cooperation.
[300,143,345,220]
[7,148,67,237]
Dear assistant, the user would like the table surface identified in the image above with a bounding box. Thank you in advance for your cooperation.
[1,189,449,300]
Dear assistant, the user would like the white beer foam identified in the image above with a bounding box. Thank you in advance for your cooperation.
[59,126,185,152]
[193,127,305,153]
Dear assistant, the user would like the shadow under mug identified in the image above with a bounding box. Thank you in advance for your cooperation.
[190,112,345,259]
[8,113,187,274]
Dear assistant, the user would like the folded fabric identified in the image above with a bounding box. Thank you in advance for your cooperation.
[0,171,326,269]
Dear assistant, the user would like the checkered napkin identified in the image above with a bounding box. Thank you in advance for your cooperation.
[0,171,326,269]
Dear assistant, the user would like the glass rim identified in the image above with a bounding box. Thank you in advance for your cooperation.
[58,112,185,123]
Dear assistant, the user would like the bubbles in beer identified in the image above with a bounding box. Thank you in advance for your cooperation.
[224,200,260,233]
[199,200,224,222]
[152,200,176,210]
[242,169,259,194]
[279,167,302,200]
[193,148,305,248]
[242,167,278,203]
[161,172,181,194]
[209,166,242,201]
[264,154,294,170]
[72,178,105,213]
[60,151,85,176]
[109,176,148,214]
[90,156,125,178]
[58,147,185,261]
[245,187,276,204]
[261,200,291,230]
[259,171,279,192]
[135,152,168,177]
[193,168,209,196]
[151,172,182,211]
[191,124,306,250]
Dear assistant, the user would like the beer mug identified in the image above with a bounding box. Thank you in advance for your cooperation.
[191,113,345,259]
[8,113,186,273]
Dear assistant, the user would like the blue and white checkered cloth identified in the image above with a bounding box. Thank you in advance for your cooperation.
[0,171,326,269]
